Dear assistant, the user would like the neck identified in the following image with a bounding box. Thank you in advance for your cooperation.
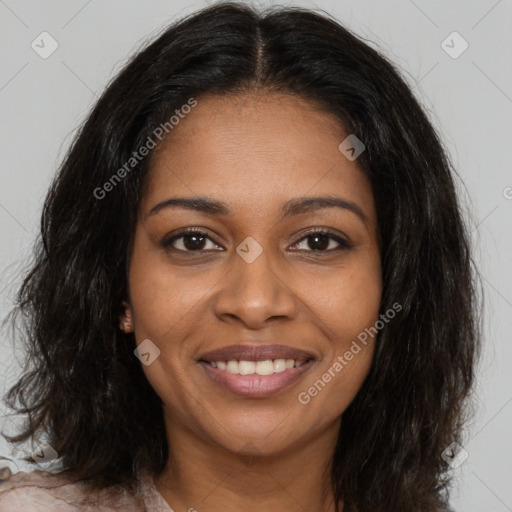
[155,411,342,512]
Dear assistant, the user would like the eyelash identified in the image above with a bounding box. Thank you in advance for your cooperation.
[160,228,353,254]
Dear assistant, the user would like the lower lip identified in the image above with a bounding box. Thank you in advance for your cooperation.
[199,360,314,398]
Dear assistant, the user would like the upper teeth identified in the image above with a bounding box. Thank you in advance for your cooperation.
[210,359,305,375]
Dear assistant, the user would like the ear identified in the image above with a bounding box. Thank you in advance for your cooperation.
[119,300,134,333]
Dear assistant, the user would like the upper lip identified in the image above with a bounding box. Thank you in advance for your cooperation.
[199,344,315,362]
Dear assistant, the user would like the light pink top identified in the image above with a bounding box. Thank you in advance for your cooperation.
[0,469,174,511]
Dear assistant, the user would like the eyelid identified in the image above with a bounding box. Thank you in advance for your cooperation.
[161,227,353,253]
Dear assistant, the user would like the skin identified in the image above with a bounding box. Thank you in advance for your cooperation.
[120,91,382,512]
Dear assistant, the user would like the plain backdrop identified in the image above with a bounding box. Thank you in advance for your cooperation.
[0,1,511,510]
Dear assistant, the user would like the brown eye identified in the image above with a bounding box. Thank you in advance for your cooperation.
[161,229,223,252]
[289,229,352,252]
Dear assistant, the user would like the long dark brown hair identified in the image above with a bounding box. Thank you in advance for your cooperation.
[2,2,481,510]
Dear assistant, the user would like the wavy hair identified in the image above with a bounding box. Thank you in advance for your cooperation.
[2,2,481,510]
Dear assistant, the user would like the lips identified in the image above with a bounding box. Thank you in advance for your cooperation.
[198,344,316,398]
[199,344,315,363]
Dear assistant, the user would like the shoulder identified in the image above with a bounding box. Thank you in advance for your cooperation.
[0,470,146,511]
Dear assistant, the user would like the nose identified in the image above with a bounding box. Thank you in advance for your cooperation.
[213,246,297,330]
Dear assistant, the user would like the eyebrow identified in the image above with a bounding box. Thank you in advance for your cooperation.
[146,195,368,224]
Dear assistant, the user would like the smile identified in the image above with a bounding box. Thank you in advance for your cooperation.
[199,357,314,397]
[205,358,307,375]
[198,343,316,397]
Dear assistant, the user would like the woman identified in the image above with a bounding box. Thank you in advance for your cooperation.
[0,2,480,511]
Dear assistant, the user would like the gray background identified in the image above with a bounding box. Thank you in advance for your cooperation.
[0,1,511,510]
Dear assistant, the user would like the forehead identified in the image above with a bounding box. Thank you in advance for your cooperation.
[142,92,375,223]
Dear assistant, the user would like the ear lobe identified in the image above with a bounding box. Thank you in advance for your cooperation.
[119,300,133,332]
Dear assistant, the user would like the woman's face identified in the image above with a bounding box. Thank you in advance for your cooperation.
[122,92,382,456]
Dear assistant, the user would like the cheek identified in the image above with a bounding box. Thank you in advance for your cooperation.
[126,250,218,404]
[303,259,382,346]
[297,278,380,424]
[128,252,216,340]
[295,258,381,413]
[299,347,374,430]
